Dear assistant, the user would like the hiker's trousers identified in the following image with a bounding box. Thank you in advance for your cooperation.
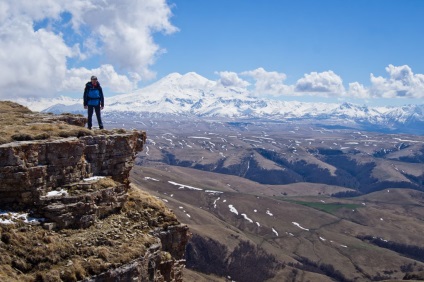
[87,105,103,129]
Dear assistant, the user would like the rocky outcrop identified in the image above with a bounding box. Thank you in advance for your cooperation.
[37,182,129,229]
[0,103,189,282]
[85,225,190,282]
[0,132,146,229]
[0,132,145,206]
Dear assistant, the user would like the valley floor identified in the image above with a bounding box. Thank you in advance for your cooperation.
[131,165,424,282]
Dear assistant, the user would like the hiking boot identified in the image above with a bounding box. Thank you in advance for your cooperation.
[99,126,104,130]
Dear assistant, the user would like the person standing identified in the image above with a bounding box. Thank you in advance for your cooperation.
[83,75,104,129]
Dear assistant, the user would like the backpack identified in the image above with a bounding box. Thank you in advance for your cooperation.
[87,88,100,106]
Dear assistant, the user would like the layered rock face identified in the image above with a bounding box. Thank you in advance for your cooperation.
[0,132,146,229]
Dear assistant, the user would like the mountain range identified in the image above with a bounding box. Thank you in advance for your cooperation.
[12,72,424,134]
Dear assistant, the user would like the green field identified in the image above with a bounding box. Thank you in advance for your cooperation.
[284,200,362,214]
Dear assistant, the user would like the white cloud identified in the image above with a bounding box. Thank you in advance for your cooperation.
[295,71,345,96]
[229,65,424,102]
[83,0,178,78]
[0,0,177,98]
[0,18,72,98]
[348,82,368,99]
[241,68,293,96]
[370,64,424,98]
[62,64,136,93]
[216,71,250,88]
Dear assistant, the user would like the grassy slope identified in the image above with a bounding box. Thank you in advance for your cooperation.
[132,164,424,281]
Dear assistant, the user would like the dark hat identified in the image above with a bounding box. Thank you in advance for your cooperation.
[91,76,97,80]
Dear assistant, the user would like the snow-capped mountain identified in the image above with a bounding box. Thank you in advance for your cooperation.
[11,72,424,134]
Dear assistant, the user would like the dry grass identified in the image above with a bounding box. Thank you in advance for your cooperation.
[0,101,138,145]
[0,101,92,145]
[0,187,180,281]
[66,178,119,195]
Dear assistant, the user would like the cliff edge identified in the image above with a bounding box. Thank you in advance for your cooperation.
[0,101,189,282]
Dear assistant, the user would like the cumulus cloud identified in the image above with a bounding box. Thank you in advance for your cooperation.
[369,64,424,98]
[228,65,424,102]
[295,71,345,96]
[0,0,177,98]
[347,82,368,99]
[83,0,178,78]
[0,19,72,97]
[216,71,250,88]
[62,64,136,93]
[241,68,293,96]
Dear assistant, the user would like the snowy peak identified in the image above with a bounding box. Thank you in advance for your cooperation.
[150,72,215,90]
[10,71,424,134]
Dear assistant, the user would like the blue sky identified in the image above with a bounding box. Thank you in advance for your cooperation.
[1,0,423,106]
[156,0,424,85]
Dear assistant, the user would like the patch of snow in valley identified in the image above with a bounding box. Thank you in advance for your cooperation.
[393,137,423,143]
[242,139,262,143]
[229,205,238,215]
[266,210,273,216]
[319,237,326,241]
[292,222,309,231]
[213,197,220,208]
[144,177,160,181]
[272,228,279,236]
[168,181,203,191]
[241,213,253,223]
[256,222,260,227]
[205,190,223,194]
[188,136,211,140]
[163,138,174,146]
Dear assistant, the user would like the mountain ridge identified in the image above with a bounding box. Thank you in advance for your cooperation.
[10,72,424,134]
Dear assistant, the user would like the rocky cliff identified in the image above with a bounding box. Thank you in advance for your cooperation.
[0,102,189,282]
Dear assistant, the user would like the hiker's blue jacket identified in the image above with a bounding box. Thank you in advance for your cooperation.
[83,81,104,107]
